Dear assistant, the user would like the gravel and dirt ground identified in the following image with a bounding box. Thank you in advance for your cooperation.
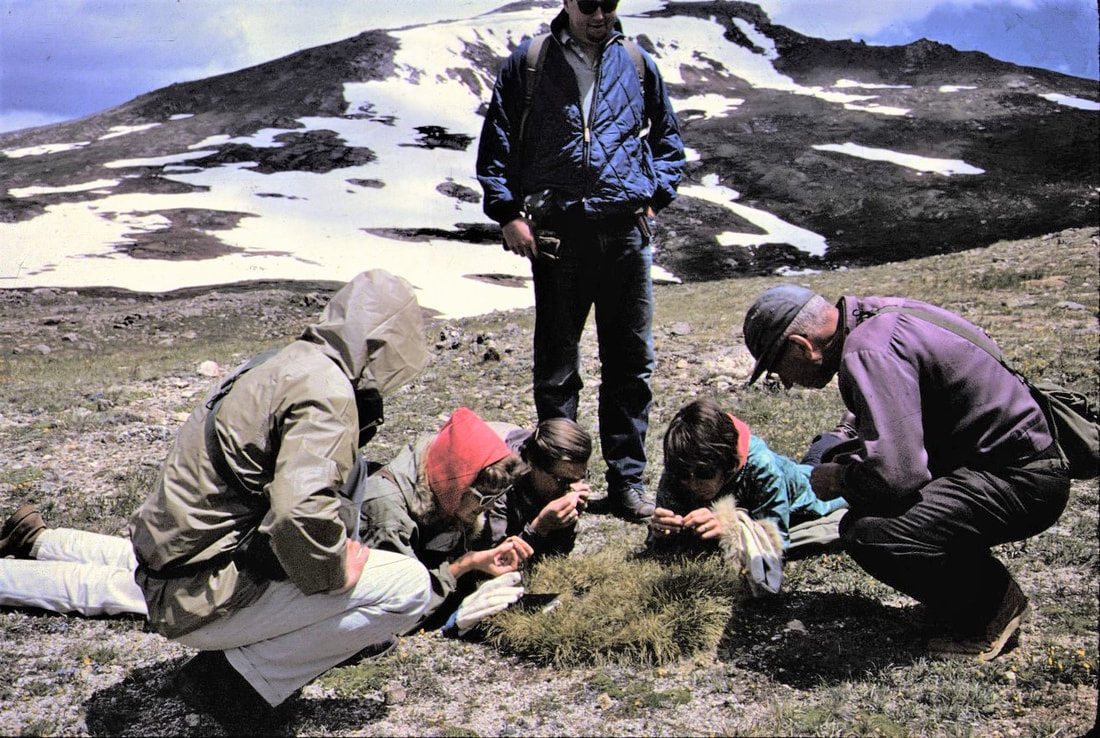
[0,228,1097,736]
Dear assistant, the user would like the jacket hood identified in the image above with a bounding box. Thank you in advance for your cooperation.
[299,270,429,396]
[726,414,753,473]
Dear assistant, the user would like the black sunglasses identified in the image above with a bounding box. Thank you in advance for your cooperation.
[576,0,618,15]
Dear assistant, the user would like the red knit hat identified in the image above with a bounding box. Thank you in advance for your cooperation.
[425,407,512,514]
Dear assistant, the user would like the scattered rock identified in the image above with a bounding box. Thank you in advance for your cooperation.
[196,360,221,377]
[669,322,693,336]
[1056,300,1087,311]
[384,685,407,705]
[785,619,808,634]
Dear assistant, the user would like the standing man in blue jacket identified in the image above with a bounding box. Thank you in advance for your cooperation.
[476,0,685,522]
[741,285,1070,662]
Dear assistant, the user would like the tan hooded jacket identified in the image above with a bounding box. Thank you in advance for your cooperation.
[129,270,428,638]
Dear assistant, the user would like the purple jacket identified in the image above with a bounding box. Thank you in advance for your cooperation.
[834,296,1053,508]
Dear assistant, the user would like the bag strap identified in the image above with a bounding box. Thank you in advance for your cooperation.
[866,304,1073,458]
[203,348,281,496]
[518,33,553,149]
[139,348,283,581]
[868,305,1020,378]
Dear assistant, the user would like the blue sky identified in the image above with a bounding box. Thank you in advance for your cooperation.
[1,0,1097,133]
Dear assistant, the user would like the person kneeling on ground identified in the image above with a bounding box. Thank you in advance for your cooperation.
[351,407,534,637]
[740,284,1069,661]
[124,270,433,727]
[647,398,850,595]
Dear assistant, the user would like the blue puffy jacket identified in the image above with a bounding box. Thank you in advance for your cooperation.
[476,11,684,225]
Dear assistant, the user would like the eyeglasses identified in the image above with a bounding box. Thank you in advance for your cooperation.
[469,485,512,510]
[575,0,618,15]
[534,464,585,490]
[669,464,719,482]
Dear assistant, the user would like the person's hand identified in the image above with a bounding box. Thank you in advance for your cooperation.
[337,539,370,593]
[502,217,538,259]
[468,537,534,577]
[453,571,525,634]
[683,507,724,539]
[531,486,590,534]
[810,462,846,500]
[649,506,685,536]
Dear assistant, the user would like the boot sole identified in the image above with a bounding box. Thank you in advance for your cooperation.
[978,602,1031,662]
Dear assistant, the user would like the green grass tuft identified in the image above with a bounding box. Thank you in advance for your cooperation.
[487,551,738,667]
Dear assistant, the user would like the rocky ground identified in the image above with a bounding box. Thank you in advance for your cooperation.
[0,227,1097,736]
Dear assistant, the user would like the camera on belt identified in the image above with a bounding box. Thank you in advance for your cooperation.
[521,190,561,261]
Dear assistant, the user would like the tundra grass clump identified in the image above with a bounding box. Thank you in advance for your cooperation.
[486,549,739,667]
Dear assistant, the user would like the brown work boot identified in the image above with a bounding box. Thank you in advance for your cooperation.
[0,504,46,559]
[927,578,1031,662]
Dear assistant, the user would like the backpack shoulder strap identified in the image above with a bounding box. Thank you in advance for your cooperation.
[869,305,1008,366]
[204,348,281,495]
[519,33,648,145]
[519,33,553,147]
[621,38,646,90]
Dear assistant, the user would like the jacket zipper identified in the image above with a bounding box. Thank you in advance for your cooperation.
[583,52,602,206]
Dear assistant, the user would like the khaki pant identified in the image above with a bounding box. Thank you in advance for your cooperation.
[177,549,430,705]
[0,528,146,616]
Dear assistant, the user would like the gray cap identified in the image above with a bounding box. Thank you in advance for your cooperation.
[743,284,816,385]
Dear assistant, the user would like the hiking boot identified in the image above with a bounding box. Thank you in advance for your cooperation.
[927,579,1031,662]
[174,651,284,732]
[609,485,654,523]
[0,504,46,559]
[832,411,858,440]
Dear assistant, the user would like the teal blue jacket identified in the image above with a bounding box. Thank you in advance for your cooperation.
[652,435,847,552]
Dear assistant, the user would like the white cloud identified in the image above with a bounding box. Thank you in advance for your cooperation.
[755,0,1041,39]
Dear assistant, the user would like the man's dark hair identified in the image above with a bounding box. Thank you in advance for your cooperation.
[663,398,743,479]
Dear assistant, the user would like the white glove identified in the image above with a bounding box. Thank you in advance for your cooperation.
[735,509,784,597]
[454,571,525,634]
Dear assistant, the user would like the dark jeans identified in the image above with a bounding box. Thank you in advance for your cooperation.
[531,211,654,492]
[801,431,849,466]
[839,448,1069,632]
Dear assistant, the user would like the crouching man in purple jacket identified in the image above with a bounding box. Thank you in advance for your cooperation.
[741,285,1069,662]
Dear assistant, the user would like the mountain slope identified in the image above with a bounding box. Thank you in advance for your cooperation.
[1,0,1096,314]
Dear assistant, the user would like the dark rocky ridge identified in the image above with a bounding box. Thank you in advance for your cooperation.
[0,1,1095,282]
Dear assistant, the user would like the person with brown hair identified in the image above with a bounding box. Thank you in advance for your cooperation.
[648,398,849,595]
[351,407,535,633]
[481,417,594,563]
